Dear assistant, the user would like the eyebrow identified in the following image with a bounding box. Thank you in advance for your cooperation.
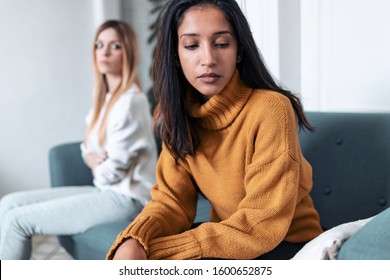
[179,31,233,39]
[95,39,121,43]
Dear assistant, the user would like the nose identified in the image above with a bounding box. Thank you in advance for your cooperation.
[103,45,111,57]
[201,45,217,67]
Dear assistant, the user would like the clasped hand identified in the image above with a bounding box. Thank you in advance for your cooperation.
[113,238,147,260]
[85,151,107,174]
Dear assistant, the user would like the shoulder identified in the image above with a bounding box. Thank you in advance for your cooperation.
[241,90,301,164]
[250,89,292,109]
[245,89,295,125]
[107,85,152,129]
[113,84,150,114]
[119,84,148,106]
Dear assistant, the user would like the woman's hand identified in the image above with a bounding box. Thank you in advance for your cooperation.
[85,152,107,173]
[113,238,147,260]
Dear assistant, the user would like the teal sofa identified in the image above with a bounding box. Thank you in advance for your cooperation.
[49,140,210,260]
[49,112,390,259]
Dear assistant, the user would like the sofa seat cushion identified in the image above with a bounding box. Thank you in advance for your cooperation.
[59,220,130,260]
[194,195,211,223]
[338,207,390,259]
[59,197,211,260]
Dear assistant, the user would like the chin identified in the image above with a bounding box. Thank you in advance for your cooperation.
[98,68,108,74]
[199,88,222,98]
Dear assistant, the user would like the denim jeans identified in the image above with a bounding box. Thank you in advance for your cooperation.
[0,186,143,259]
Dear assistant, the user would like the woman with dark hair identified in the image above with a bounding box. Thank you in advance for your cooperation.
[108,0,322,260]
[0,20,157,259]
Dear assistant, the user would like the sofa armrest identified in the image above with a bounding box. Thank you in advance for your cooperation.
[49,141,93,187]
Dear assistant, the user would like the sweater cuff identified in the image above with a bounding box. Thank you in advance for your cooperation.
[148,231,202,260]
[106,215,162,259]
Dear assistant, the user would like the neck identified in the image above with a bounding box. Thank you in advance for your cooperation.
[105,74,122,93]
[187,69,253,130]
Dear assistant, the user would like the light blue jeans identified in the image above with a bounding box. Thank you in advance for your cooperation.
[0,186,143,260]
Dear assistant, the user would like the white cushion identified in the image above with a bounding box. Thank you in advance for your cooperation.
[291,216,374,260]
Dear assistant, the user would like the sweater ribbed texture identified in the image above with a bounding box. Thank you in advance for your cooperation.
[106,70,323,260]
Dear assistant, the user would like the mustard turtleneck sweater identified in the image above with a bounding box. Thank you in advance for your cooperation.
[107,70,323,260]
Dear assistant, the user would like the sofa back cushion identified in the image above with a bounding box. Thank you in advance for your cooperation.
[49,142,93,187]
[299,112,390,230]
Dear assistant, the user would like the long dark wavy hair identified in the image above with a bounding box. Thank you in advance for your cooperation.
[153,0,313,161]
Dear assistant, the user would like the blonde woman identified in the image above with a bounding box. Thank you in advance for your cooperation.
[0,20,157,260]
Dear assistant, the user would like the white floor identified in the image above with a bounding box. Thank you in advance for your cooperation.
[31,235,73,260]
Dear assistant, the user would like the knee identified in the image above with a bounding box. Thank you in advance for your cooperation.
[1,206,35,237]
[0,193,35,235]
[0,192,25,218]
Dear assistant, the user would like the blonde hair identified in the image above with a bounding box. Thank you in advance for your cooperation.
[85,20,141,146]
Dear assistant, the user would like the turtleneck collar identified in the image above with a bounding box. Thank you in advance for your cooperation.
[187,69,253,130]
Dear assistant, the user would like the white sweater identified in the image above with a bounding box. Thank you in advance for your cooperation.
[81,84,157,205]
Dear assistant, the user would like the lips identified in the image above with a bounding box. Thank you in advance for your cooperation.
[198,73,221,83]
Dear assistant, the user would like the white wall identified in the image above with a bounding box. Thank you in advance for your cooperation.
[0,0,97,196]
[122,0,155,94]
[279,0,301,93]
[238,0,280,79]
[239,0,390,113]
[300,0,390,112]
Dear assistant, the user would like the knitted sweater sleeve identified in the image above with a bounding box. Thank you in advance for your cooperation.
[106,145,200,259]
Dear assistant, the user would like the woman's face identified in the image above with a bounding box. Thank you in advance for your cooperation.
[177,5,238,99]
[95,28,123,76]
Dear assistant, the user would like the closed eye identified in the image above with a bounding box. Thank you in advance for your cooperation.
[184,44,198,50]
[215,43,229,48]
